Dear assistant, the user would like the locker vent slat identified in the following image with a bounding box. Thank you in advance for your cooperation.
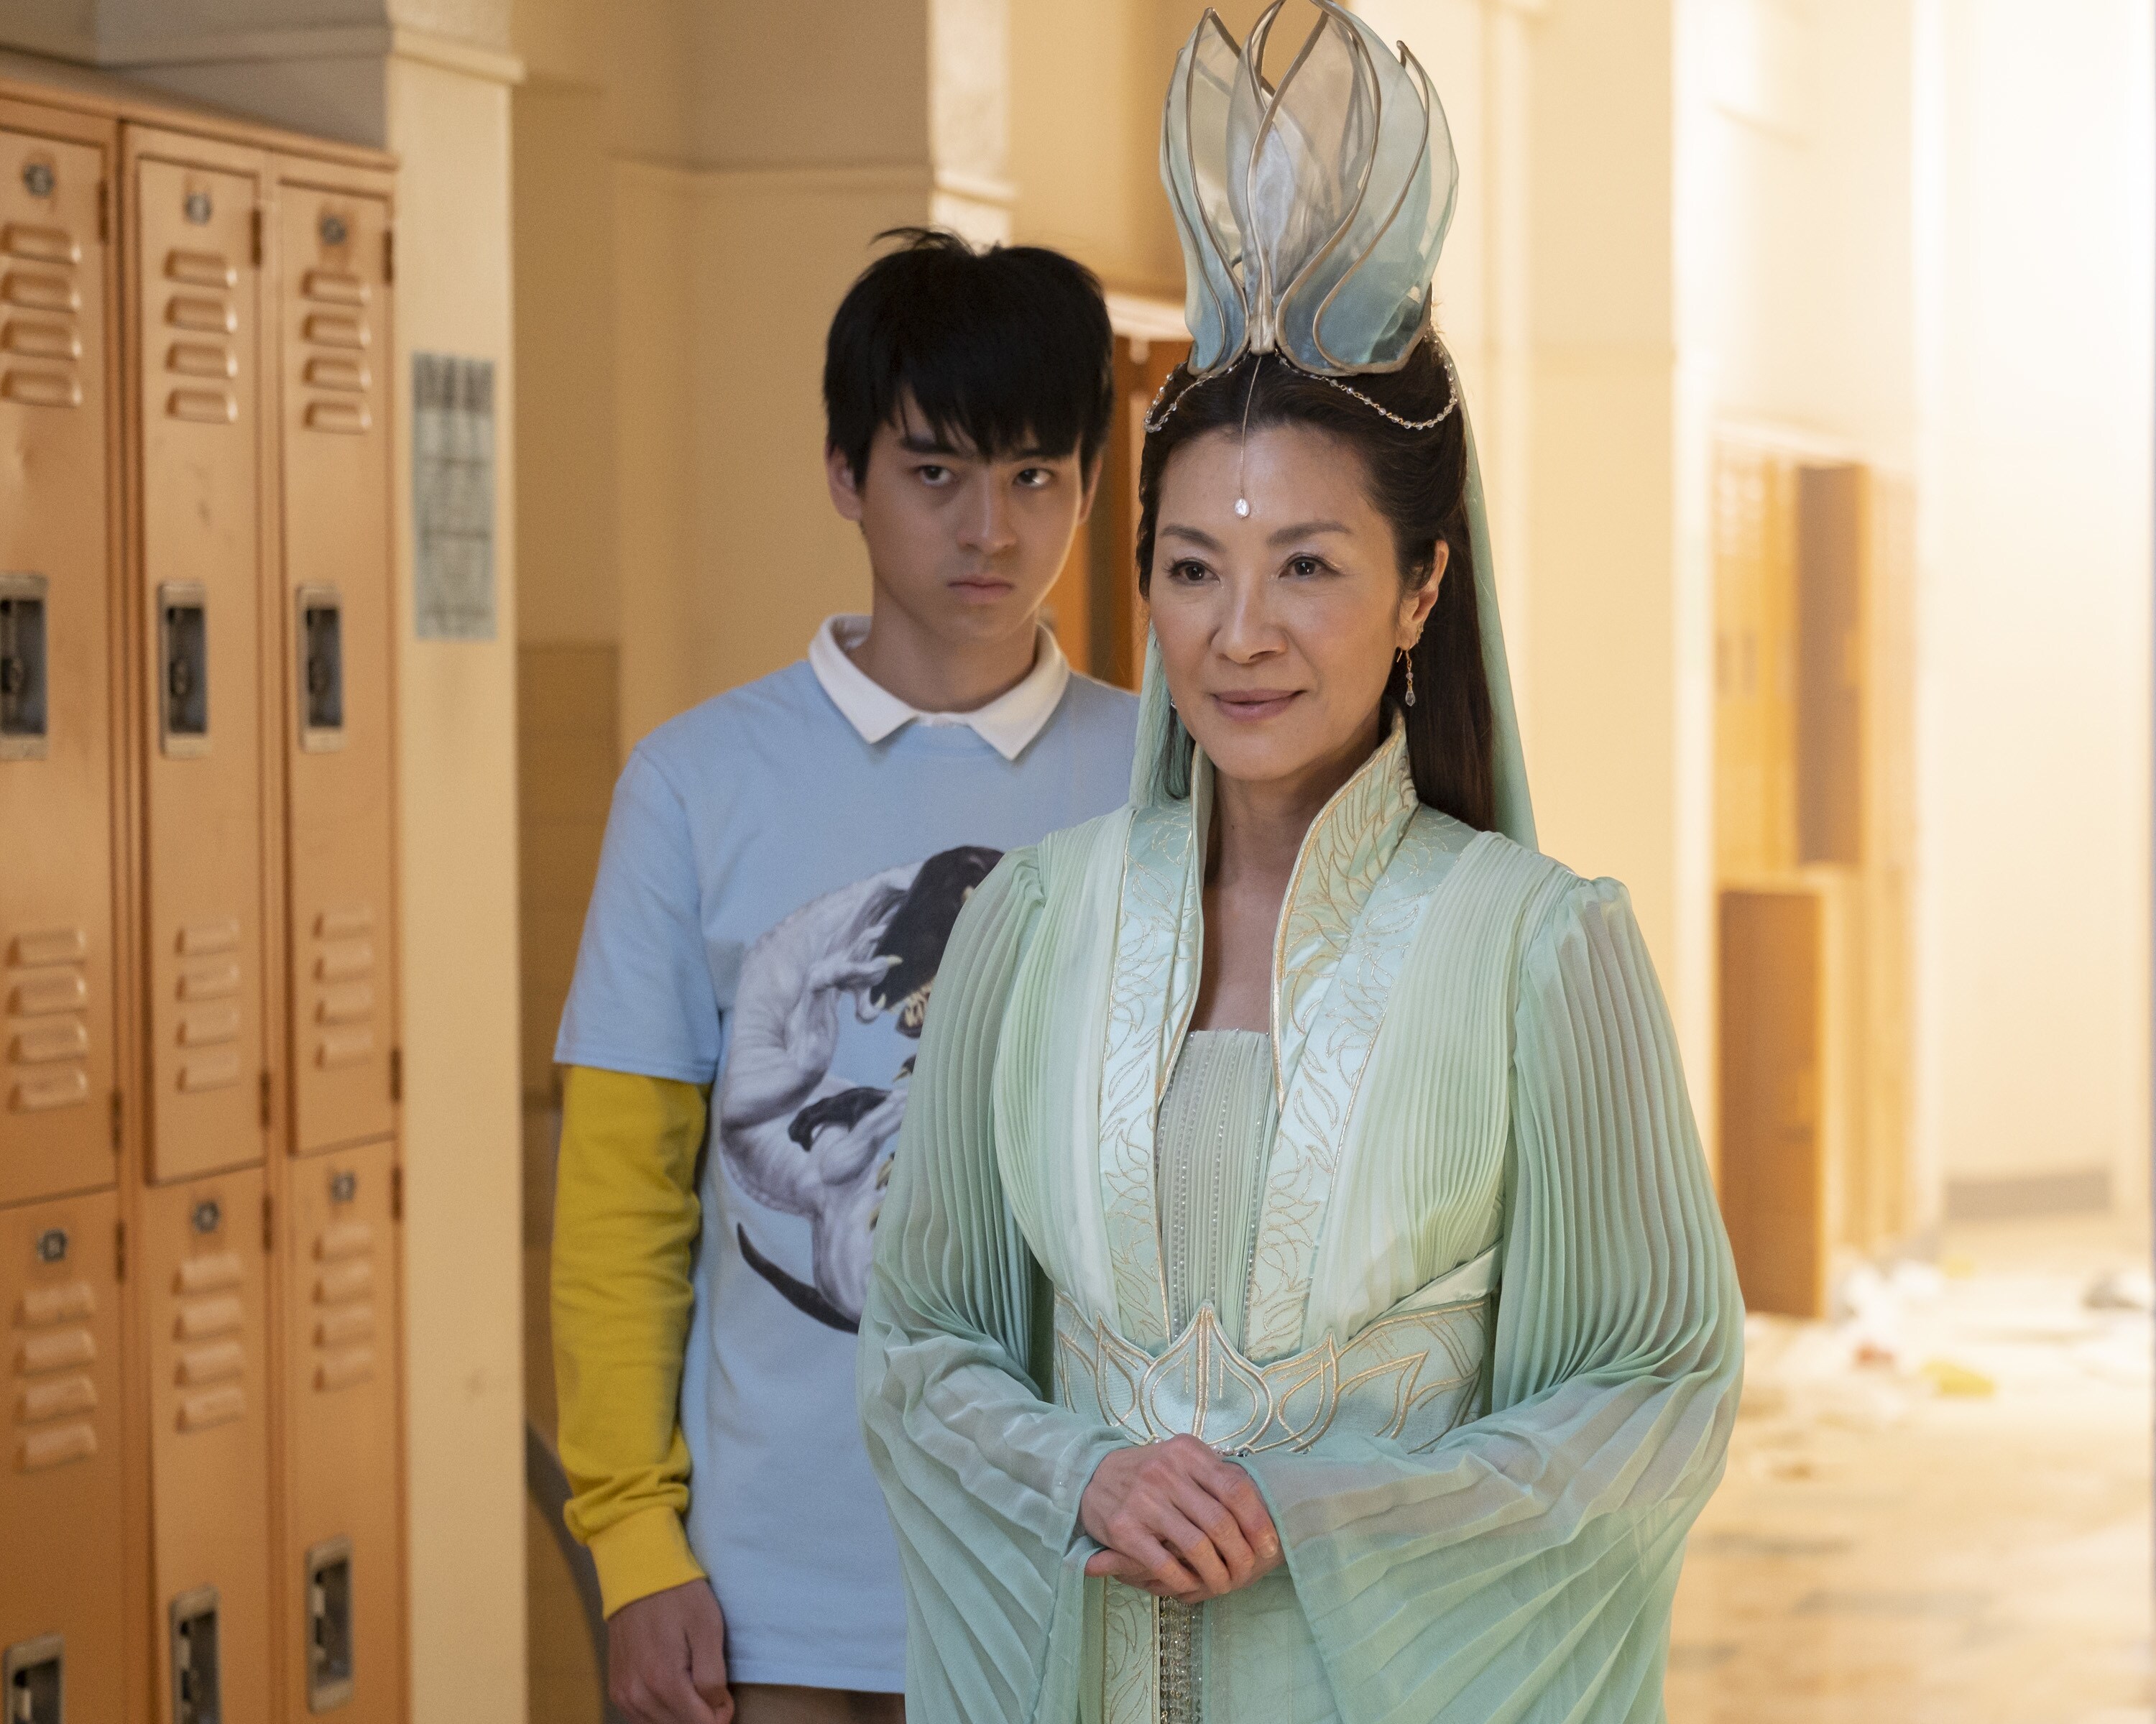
[4,927,89,1112]
[0,206,83,410]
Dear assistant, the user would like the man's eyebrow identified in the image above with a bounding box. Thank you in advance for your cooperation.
[895,430,968,457]
[895,432,1064,463]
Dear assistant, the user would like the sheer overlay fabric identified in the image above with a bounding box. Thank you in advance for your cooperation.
[860,834,1741,1724]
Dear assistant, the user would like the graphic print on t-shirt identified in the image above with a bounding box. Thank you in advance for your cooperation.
[717,846,1001,1331]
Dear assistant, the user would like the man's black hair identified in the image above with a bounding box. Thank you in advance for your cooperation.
[824,228,1114,485]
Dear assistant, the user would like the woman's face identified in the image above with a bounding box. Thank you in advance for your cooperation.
[1149,422,1442,795]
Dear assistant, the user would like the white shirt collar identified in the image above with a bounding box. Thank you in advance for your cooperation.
[807,614,1069,762]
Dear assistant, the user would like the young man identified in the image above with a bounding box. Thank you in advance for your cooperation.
[551,230,1137,1724]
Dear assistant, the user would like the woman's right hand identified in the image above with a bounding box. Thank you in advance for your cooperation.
[1079,1434,1283,1602]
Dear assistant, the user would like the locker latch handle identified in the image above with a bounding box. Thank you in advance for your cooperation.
[0,573,48,762]
[158,581,210,759]
[304,1538,356,1711]
[2,1634,63,1724]
[297,586,345,753]
[168,1587,220,1724]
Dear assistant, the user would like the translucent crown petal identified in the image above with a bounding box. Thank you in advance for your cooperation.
[1159,1,1458,378]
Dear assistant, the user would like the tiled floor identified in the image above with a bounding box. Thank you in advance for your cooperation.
[1669,1214,2153,1724]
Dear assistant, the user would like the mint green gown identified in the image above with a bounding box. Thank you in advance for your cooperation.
[857,693,1743,1724]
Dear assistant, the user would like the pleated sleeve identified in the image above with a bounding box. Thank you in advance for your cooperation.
[1241,877,1743,1724]
[858,850,1130,1724]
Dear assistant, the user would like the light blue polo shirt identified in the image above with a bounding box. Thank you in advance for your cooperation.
[557,620,1137,1690]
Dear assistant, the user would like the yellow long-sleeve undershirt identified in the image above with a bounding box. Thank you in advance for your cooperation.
[550,1063,711,1616]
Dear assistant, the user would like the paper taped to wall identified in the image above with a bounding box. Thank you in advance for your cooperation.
[413,353,495,641]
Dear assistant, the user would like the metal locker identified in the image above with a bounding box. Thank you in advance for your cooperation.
[277,1140,401,1720]
[142,1168,272,1724]
[0,1187,127,1724]
[0,116,121,1209]
[129,134,274,1184]
[1718,888,1828,1318]
[275,176,395,1156]
[1713,442,1800,880]
[1795,463,1867,867]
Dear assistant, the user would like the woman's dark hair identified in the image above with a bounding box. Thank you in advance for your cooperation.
[1135,339,1494,830]
[824,228,1115,484]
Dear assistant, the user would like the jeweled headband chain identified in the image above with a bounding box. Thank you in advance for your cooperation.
[1143,341,1462,440]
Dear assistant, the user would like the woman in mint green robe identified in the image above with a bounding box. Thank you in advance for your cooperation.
[859,681,1740,1721]
[857,11,1741,1720]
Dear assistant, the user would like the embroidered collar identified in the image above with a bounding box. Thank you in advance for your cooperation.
[1097,717,1455,1355]
[1175,720,1422,1078]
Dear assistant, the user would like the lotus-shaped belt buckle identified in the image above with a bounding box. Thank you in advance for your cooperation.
[1054,1290,1488,1457]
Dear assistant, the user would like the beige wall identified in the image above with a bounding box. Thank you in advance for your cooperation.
[511,0,1015,755]
[1665,0,2153,1216]
[1517,0,1699,1077]
[512,0,690,161]
[690,2,932,170]
[0,0,97,60]
[1913,0,2153,1211]
[681,167,934,699]
[383,45,529,1724]
[1008,0,1181,295]
[1682,0,1923,464]
[514,79,617,647]
[1006,0,1303,299]
[611,157,699,750]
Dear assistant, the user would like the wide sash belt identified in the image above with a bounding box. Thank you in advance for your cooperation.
[1053,1246,1498,1457]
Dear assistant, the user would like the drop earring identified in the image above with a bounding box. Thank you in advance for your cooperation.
[1401,649,1416,709]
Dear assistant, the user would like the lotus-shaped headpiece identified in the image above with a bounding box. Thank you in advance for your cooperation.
[1161,1,1458,379]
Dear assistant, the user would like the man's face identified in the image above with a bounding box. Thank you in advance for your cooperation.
[825,398,1099,649]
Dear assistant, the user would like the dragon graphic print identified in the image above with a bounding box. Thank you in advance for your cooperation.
[715,845,1001,1330]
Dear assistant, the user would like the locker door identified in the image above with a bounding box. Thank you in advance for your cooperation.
[277,1140,401,1721]
[0,124,118,1207]
[1718,888,1826,1318]
[1713,442,1799,879]
[1797,462,1866,867]
[142,1169,272,1724]
[277,185,395,1155]
[134,149,271,1183]
[0,1188,126,1724]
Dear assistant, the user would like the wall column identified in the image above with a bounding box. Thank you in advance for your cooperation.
[379,39,528,1724]
[1522,0,1708,1085]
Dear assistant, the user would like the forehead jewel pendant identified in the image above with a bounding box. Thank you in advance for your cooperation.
[1234,357,1261,518]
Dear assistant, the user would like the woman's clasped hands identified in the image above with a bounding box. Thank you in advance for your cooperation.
[1079,1434,1284,1603]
